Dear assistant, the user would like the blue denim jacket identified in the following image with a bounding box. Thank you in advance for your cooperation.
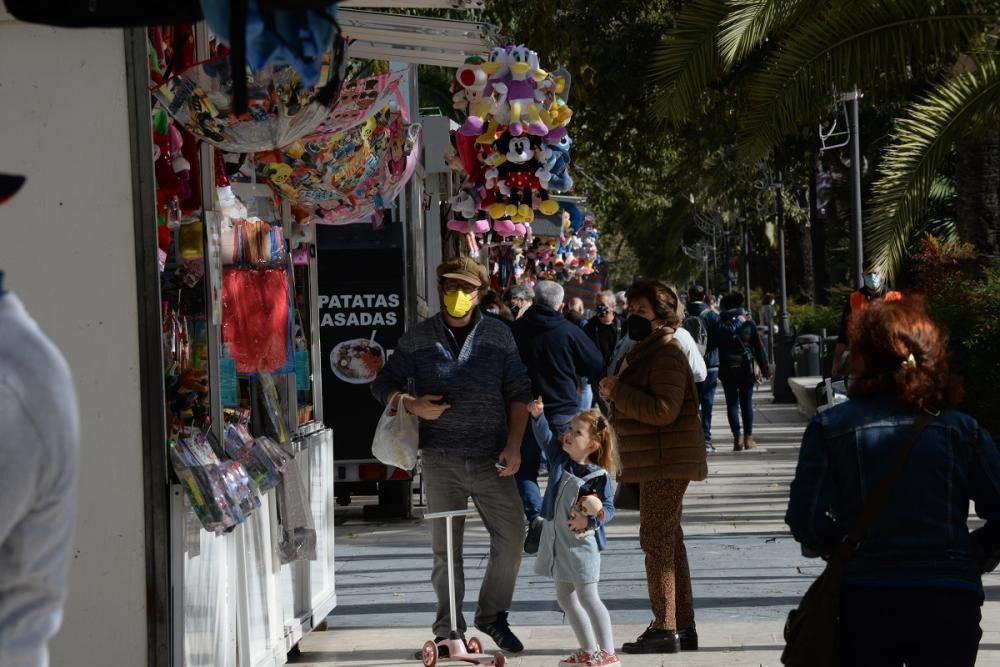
[532,413,616,550]
[786,393,1000,596]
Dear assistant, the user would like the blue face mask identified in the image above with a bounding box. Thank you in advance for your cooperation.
[863,273,882,291]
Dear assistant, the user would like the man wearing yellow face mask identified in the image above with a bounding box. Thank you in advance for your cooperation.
[371,257,534,657]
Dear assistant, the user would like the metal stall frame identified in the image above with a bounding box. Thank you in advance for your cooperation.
[124,25,172,667]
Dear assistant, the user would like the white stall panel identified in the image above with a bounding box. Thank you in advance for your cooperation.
[0,18,148,666]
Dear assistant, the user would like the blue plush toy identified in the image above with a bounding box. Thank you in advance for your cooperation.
[546,134,573,193]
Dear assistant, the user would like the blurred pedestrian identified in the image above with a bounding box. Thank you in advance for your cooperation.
[481,291,514,323]
[509,283,534,320]
[684,285,721,452]
[830,263,902,377]
[759,293,776,365]
[717,292,770,451]
[614,291,627,316]
[0,173,81,667]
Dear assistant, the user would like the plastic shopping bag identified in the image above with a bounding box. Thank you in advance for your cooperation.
[371,396,419,471]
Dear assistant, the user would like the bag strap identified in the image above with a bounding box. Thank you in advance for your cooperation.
[835,413,934,558]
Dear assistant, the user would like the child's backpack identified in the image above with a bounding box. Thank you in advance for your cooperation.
[681,311,709,356]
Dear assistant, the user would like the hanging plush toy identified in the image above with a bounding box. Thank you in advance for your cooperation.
[452,56,487,113]
[538,68,573,142]
[446,188,490,235]
[504,45,549,137]
[459,46,511,139]
[545,134,573,193]
[487,134,558,222]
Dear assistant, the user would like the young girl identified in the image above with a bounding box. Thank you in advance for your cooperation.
[529,398,620,667]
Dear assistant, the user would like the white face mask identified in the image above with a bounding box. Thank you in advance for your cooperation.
[864,273,882,291]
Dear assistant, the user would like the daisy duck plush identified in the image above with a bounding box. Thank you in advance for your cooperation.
[504,45,550,137]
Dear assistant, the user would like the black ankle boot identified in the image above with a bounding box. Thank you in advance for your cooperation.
[621,624,680,654]
[677,627,698,650]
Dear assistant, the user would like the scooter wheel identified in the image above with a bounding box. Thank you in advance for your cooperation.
[493,652,506,667]
[467,637,483,654]
[421,640,438,667]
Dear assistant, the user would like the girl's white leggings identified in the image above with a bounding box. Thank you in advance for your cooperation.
[555,580,615,653]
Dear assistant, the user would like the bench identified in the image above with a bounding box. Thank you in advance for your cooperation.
[787,376,824,418]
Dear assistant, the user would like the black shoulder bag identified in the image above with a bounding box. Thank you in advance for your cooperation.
[782,412,934,667]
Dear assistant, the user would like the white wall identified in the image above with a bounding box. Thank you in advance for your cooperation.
[0,15,149,666]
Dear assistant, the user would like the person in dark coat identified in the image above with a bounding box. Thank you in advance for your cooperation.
[511,280,604,552]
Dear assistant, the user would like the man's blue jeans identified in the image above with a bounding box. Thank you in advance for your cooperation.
[696,369,719,445]
[515,426,544,522]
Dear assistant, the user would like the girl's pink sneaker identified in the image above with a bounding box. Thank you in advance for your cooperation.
[558,649,592,666]
[587,650,622,666]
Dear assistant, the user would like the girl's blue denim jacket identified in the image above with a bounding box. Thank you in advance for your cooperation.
[532,413,616,550]
[786,393,1000,596]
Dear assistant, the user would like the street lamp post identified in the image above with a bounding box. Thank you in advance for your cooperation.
[742,217,752,311]
[845,85,865,287]
[772,170,795,403]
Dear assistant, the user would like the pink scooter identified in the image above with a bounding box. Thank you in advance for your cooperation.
[420,509,507,667]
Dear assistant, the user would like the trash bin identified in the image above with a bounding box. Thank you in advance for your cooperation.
[793,334,821,377]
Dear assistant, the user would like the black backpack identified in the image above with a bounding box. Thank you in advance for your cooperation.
[681,311,709,356]
[719,313,756,369]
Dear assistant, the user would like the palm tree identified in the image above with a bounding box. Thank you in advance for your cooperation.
[650,0,1000,278]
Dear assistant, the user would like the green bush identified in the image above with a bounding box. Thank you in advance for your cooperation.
[910,237,1000,439]
[787,302,841,336]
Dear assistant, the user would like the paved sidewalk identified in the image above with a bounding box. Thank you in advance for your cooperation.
[292,384,1000,666]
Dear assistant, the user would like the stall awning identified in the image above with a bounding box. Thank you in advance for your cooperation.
[340,0,484,8]
[340,9,496,67]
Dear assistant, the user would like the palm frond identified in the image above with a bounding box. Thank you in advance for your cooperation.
[738,1,997,161]
[867,57,1000,279]
[649,0,730,122]
[717,0,814,68]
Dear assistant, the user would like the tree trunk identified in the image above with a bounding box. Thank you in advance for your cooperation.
[956,130,1000,263]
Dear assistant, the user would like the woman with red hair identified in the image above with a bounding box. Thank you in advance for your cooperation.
[786,297,1000,666]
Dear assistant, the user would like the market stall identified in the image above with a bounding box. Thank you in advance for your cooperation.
[146,18,423,667]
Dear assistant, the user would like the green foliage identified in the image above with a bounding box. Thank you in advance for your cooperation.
[649,0,1000,288]
[909,237,1000,437]
[786,301,841,336]
[868,56,1000,279]
[650,0,728,122]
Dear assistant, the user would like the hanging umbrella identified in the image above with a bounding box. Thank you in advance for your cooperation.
[315,124,422,226]
[256,109,390,207]
[153,34,346,153]
[257,111,420,226]
[252,72,408,207]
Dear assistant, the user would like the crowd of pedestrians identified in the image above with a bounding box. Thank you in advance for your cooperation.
[372,258,997,666]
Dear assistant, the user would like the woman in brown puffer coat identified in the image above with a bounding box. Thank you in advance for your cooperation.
[599,280,707,655]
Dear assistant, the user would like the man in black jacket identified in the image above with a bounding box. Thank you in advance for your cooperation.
[511,280,603,551]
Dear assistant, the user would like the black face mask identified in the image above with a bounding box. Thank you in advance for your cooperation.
[511,305,520,318]
[595,305,610,318]
[626,314,654,341]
